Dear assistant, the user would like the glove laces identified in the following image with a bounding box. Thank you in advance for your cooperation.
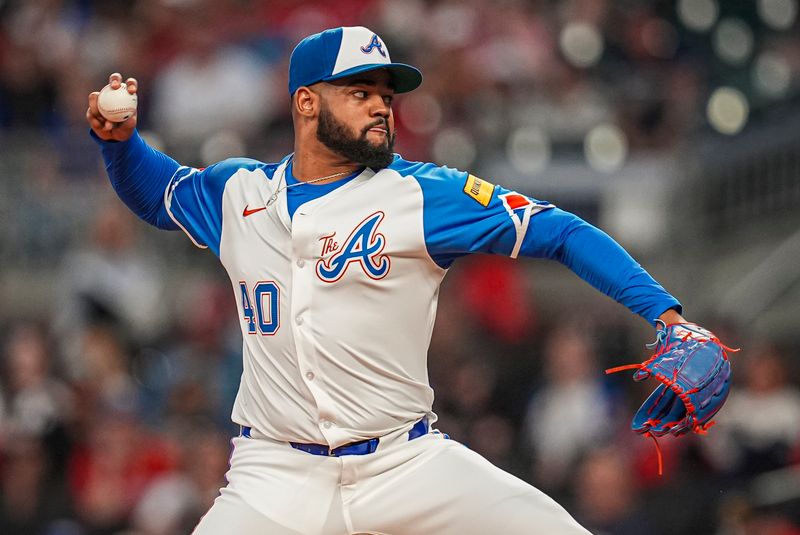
[605,320,738,476]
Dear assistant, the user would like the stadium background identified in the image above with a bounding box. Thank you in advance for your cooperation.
[1,0,799,533]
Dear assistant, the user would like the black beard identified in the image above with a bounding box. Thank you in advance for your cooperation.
[316,104,395,169]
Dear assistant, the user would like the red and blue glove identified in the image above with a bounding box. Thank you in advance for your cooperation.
[607,321,735,472]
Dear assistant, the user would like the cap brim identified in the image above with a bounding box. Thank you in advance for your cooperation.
[322,63,422,93]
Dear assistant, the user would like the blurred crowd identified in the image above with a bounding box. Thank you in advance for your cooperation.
[2,219,800,534]
[2,0,799,167]
[1,0,800,534]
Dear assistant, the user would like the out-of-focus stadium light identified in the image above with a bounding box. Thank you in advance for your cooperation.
[753,51,793,98]
[758,0,799,30]
[201,130,246,167]
[399,92,443,135]
[584,124,628,173]
[507,126,551,175]
[433,127,476,169]
[559,22,604,68]
[713,18,754,65]
[707,87,749,135]
[677,0,719,32]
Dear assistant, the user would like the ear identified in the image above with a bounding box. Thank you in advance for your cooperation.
[294,87,317,117]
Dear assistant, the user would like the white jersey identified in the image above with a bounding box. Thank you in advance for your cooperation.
[164,156,552,448]
[98,130,671,535]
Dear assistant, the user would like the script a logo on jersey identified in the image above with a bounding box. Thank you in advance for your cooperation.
[360,34,387,58]
[316,211,390,283]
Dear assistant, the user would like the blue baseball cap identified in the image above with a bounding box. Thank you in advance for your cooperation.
[288,26,422,96]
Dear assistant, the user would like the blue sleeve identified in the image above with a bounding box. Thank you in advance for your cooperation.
[521,208,681,325]
[392,157,680,326]
[166,158,267,256]
[390,159,543,265]
[92,129,267,256]
[92,129,179,230]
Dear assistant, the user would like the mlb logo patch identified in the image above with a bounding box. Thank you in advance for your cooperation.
[498,192,553,258]
[499,192,533,212]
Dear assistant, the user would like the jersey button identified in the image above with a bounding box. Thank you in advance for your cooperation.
[305,371,315,381]
[296,315,304,325]
[322,421,332,429]
[297,259,305,268]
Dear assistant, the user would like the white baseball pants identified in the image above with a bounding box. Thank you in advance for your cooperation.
[192,424,591,535]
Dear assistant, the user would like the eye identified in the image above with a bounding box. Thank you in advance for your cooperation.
[353,90,367,99]
[383,95,394,106]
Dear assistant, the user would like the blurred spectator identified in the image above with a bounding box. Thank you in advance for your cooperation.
[77,325,139,416]
[68,414,176,533]
[742,515,800,535]
[427,355,495,449]
[0,322,74,472]
[716,494,800,535]
[0,433,75,535]
[131,428,230,535]
[703,344,800,477]
[449,357,496,417]
[466,414,527,476]
[0,40,58,128]
[135,279,242,432]
[150,3,277,149]
[55,202,167,375]
[456,256,537,345]
[3,149,75,267]
[0,322,71,435]
[574,446,657,535]
[523,324,616,491]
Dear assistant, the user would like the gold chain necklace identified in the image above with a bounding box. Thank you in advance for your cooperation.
[266,162,353,207]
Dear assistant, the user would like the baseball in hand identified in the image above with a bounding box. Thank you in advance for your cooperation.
[97,83,138,123]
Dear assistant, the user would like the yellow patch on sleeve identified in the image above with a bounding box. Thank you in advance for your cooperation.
[463,174,495,207]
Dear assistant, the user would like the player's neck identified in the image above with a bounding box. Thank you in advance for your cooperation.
[292,144,359,184]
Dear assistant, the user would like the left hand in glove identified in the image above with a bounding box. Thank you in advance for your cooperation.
[606,321,736,473]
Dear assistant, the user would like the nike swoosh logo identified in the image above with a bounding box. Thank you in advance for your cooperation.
[242,205,267,217]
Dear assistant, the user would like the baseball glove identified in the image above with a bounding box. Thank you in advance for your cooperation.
[606,321,736,473]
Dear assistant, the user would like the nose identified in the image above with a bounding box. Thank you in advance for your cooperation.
[370,95,390,119]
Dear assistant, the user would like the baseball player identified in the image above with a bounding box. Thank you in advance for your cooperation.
[86,26,727,535]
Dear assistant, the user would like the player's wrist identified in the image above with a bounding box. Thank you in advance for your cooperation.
[657,307,685,326]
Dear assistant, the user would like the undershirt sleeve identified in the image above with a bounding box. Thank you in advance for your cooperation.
[91,129,179,230]
[520,207,682,325]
